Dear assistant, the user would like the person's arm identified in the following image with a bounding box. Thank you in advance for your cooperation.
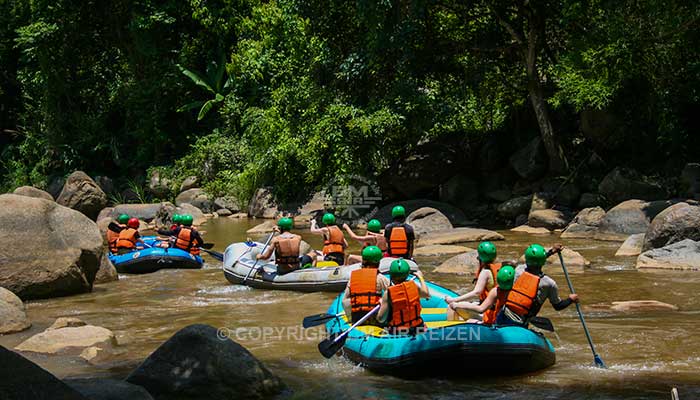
[546,243,563,258]
[407,226,415,257]
[342,224,365,241]
[193,231,204,247]
[256,238,276,260]
[341,284,352,317]
[546,279,579,310]
[446,269,489,304]
[414,271,430,299]
[450,287,497,313]
[309,219,324,235]
[377,291,390,324]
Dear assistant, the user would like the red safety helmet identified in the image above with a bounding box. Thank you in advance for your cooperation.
[127,218,140,229]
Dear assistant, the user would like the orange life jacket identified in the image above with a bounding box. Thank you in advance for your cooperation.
[476,262,502,303]
[388,281,424,329]
[505,271,541,317]
[482,288,509,325]
[275,235,301,266]
[106,224,124,253]
[175,227,200,255]
[322,225,345,255]
[366,232,388,252]
[116,228,138,249]
[388,225,409,257]
[349,268,381,316]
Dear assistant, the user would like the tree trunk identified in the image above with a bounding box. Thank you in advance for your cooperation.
[524,14,568,173]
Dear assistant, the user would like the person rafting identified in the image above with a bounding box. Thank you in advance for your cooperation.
[256,217,312,274]
[310,213,348,265]
[157,214,204,255]
[341,246,390,325]
[448,264,516,325]
[342,219,388,264]
[496,244,579,327]
[116,218,145,254]
[384,205,415,259]
[107,214,130,254]
[377,258,430,335]
[445,241,502,308]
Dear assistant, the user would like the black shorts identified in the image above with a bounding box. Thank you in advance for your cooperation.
[324,252,345,265]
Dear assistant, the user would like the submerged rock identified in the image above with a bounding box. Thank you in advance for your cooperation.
[615,233,645,257]
[560,206,606,239]
[0,194,103,300]
[126,324,283,400]
[95,255,119,284]
[15,323,117,356]
[406,207,453,236]
[610,300,678,312]
[417,227,504,246]
[528,209,572,230]
[595,199,674,241]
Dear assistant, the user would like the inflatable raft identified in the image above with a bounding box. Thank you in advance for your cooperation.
[222,241,418,292]
[323,280,556,377]
[108,236,203,274]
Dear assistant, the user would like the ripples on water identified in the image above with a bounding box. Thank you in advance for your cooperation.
[2,218,699,399]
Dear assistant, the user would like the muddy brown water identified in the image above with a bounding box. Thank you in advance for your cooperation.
[2,218,699,399]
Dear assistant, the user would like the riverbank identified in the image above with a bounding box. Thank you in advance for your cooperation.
[1,217,699,399]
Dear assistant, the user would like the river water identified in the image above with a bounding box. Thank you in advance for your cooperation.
[2,217,699,399]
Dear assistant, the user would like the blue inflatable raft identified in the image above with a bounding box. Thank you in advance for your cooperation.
[108,236,203,274]
[323,279,556,377]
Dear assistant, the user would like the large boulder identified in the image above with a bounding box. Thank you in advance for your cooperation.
[180,176,199,192]
[529,192,552,213]
[147,170,173,199]
[374,200,469,226]
[636,239,700,270]
[518,248,590,270]
[413,244,470,257]
[111,203,170,223]
[93,176,115,197]
[56,171,108,220]
[528,209,572,230]
[15,323,117,355]
[406,207,453,236]
[47,176,66,199]
[643,202,700,251]
[95,255,118,284]
[598,167,667,205]
[66,378,154,400]
[0,194,103,300]
[438,175,479,212]
[174,204,207,226]
[614,233,645,257]
[0,345,89,400]
[560,207,606,239]
[510,225,552,235]
[246,220,277,235]
[578,192,602,208]
[126,324,283,400]
[509,137,547,180]
[433,250,479,275]
[248,188,279,219]
[680,163,700,199]
[13,186,53,201]
[213,196,240,213]
[496,195,532,219]
[176,189,214,213]
[596,200,675,241]
[417,228,504,246]
[0,287,31,334]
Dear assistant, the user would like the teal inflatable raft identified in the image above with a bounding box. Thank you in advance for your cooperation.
[108,236,203,274]
[323,280,555,377]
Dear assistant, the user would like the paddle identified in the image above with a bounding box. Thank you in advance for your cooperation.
[558,252,607,368]
[200,248,223,261]
[318,304,380,359]
[303,312,343,328]
[108,222,124,232]
[242,233,275,283]
[530,316,555,332]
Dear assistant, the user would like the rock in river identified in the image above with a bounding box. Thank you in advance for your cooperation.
[614,233,645,257]
[417,227,504,246]
[642,202,700,251]
[15,321,117,356]
[0,194,103,300]
[413,244,470,257]
[636,239,700,270]
[433,250,479,275]
[126,324,283,400]
[56,171,108,220]
[0,287,31,334]
[406,207,453,236]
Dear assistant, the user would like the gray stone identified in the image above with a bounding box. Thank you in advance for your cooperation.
[510,225,552,234]
[615,233,645,257]
[16,325,117,355]
[680,163,700,199]
[643,202,700,251]
[406,207,453,236]
[509,137,547,180]
[413,244,470,257]
[95,255,118,284]
[0,287,31,334]
[176,189,214,213]
[213,196,239,213]
[0,194,103,300]
[417,228,504,246]
[375,200,469,226]
[528,209,572,230]
[248,188,279,219]
[93,176,115,196]
[57,171,108,220]
[147,170,172,199]
[497,195,533,219]
[596,199,675,241]
[180,176,199,192]
[126,324,283,400]
[12,186,53,201]
[636,239,700,270]
[215,209,232,217]
[598,167,667,205]
[433,250,479,275]
[578,192,602,208]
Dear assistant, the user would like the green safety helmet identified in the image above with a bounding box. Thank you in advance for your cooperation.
[496,265,516,290]
[362,245,383,264]
[389,258,410,281]
[181,214,194,226]
[117,214,130,224]
[322,213,336,225]
[477,241,497,263]
[391,205,406,218]
[278,217,293,230]
[172,214,181,224]
[367,219,382,233]
[524,244,547,267]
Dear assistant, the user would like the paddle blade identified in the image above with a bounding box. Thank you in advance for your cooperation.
[202,248,224,261]
[318,334,346,359]
[108,222,123,232]
[303,313,335,328]
[530,317,555,332]
[200,243,215,249]
[593,354,607,369]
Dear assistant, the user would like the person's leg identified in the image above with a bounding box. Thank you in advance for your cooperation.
[347,254,362,264]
